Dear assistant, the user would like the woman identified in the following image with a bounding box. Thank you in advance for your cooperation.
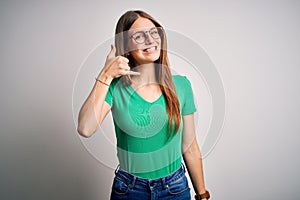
[77,10,210,200]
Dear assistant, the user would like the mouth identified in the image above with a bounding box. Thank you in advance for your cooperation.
[143,46,158,53]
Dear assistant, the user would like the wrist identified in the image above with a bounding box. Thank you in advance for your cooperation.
[195,187,207,197]
[195,190,210,200]
[198,189,207,194]
[98,71,113,84]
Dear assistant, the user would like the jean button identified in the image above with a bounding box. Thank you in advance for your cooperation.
[150,181,158,186]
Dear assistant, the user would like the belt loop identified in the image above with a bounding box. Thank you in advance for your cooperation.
[161,177,167,190]
[129,176,136,189]
[114,164,120,175]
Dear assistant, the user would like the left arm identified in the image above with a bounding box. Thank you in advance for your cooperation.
[182,113,208,199]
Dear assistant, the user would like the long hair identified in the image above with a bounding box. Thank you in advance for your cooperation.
[114,10,181,134]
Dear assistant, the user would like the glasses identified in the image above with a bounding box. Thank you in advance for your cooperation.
[130,27,162,44]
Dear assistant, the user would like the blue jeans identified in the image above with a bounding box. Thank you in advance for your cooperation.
[110,164,191,200]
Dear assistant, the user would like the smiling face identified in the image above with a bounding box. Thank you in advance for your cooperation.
[128,17,161,66]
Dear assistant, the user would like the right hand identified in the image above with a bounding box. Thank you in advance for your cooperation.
[101,44,139,80]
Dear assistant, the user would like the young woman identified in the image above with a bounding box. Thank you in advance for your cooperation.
[77,10,210,200]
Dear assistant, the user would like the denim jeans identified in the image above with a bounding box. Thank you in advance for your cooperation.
[110,164,191,200]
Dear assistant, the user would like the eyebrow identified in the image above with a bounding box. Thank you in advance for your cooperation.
[130,27,157,34]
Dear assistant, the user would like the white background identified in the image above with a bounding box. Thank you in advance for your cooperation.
[0,1,299,199]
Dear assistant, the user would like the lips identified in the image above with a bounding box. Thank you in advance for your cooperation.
[143,46,157,52]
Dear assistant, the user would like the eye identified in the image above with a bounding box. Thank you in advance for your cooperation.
[132,32,144,40]
[150,30,159,38]
[134,35,141,40]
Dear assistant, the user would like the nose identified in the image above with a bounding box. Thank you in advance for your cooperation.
[144,32,154,44]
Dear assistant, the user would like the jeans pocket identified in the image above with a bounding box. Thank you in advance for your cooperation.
[112,177,129,195]
[167,175,190,195]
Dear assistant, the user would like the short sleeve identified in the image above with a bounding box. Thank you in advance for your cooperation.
[182,76,196,115]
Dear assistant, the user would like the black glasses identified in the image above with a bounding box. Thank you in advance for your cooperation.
[130,27,162,44]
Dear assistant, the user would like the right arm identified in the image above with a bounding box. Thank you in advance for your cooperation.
[77,45,132,138]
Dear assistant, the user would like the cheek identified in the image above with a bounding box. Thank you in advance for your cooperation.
[156,37,161,44]
[130,49,142,57]
[129,50,145,62]
[155,40,162,50]
[128,41,143,52]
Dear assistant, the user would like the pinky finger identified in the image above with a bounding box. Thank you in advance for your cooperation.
[126,71,140,76]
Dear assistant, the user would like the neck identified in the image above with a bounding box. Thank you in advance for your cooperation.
[131,63,157,86]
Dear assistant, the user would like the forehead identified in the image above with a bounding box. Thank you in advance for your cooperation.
[129,17,156,31]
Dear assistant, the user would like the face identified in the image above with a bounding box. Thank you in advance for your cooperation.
[127,17,161,66]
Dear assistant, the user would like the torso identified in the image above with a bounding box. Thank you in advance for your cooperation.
[105,75,196,179]
[131,83,162,103]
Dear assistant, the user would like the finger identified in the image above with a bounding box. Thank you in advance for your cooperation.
[119,69,129,76]
[107,44,116,59]
[116,56,129,64]
[126,71,140,76]
[119,70,140,76]
[118,63,130,70]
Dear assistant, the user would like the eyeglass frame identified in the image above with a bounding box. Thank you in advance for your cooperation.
[129,27,163,44]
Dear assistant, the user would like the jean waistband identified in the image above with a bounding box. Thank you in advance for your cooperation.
[114,164,186,189]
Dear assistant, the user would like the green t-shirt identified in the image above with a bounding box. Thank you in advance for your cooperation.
[105,75,196,179]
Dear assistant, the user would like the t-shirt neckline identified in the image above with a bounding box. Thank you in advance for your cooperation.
[128,85,163,104]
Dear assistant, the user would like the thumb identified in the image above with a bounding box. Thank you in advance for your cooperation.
[107,44,116,59]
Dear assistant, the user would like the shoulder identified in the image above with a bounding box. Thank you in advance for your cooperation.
[172,75,192,88]
[172,75,196,114]
[172,75,194,100]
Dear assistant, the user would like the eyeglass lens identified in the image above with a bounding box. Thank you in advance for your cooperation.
[131,27,161,44]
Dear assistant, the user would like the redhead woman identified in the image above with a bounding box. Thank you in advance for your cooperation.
[77,10,210,200]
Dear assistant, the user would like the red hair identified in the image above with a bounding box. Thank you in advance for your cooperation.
[114,10,181,134]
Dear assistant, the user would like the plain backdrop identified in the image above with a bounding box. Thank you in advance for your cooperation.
[0,1,299,199]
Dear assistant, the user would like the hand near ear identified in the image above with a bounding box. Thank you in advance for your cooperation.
[101,44,140,79]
